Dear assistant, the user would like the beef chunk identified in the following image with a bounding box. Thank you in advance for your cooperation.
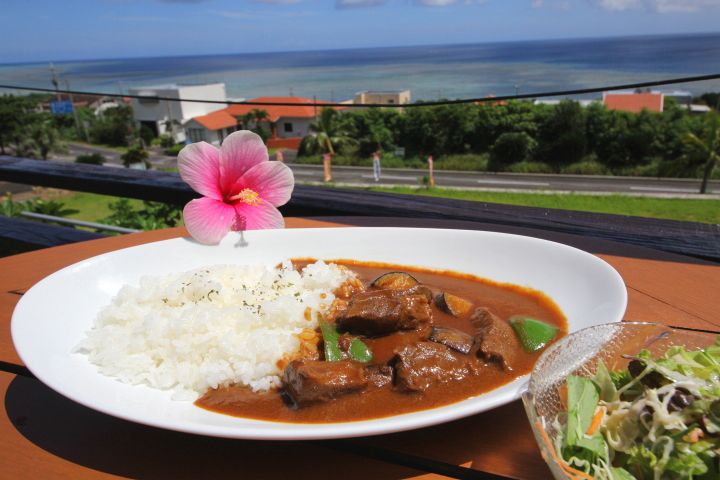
[282,360,367,407]
[336,288,433,336]
[392,342,475,392]
[429,326,475,354]
[366,365,394,388]
[471,307,519,371]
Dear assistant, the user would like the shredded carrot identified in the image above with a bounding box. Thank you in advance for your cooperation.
[586,406,607,436]
[535,421,594,480]
[558,384,569,410]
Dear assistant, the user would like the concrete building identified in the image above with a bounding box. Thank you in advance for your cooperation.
[354,90,411,105]
[128,83,227,143]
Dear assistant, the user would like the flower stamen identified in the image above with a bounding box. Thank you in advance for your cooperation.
[229,188,262,206]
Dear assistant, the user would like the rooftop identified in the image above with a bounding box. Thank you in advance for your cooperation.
[225,96,334,121]
[603,92,664,113]
[191,110,238,130]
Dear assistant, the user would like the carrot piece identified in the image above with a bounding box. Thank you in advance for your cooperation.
[586,406,606,436]
[558,383,569,410]
[535,421,595,480]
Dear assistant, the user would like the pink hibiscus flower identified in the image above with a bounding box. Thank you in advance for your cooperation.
[178,130,294,244]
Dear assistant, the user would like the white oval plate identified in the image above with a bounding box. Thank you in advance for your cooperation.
[11,227,627,440]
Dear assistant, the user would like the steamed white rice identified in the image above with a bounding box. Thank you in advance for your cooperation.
[74,260,354,400]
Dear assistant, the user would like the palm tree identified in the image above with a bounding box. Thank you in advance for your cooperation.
[29,117,63,160]
[682,113,719,194]
[302,107,355,155]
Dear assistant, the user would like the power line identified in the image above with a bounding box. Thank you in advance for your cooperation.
[1,73,719,108]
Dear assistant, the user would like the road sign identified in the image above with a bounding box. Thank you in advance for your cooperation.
[50,100,74,115]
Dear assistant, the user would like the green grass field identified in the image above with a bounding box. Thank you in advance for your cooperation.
[53,188,720,226]
[59,192,144,223]
[365,187,720,224]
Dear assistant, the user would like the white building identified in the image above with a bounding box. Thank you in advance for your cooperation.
[128,83,227,143]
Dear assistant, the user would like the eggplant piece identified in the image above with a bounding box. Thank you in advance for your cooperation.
[436,292,473,317]
[371,272,419,290]
[429,326,475,354]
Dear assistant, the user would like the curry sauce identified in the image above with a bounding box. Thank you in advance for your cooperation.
[196,260,567,423]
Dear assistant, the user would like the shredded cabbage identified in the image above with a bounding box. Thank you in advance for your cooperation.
[554,337,720,480]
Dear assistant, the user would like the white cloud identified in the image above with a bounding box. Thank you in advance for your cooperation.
[414,0,486,5]
[594,0,720,12]
[335,0,385,7]
[252,0,302,4]
[416,0,456,4]
[211,9,313,18]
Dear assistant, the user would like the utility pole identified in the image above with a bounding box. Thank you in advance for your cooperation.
[65,79,86,141]
[49,63,61,101]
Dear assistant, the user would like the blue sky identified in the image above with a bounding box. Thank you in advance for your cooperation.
[1,0,719,63]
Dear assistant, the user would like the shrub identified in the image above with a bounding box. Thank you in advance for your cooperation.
[158,134,175,148]
[164,144,184,156]
[75,153,106,165]
[434,154,488,171]
[616,159,663,177]
[560,156,609,175]
[505,161,553,174]
[121,143,150,168]
[488,132,537,171]
[102,199,181,230]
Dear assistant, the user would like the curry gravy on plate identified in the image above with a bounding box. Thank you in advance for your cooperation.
[197,260,567,423]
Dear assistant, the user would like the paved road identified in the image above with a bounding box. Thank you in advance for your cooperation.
[4,143,718,198]
[62,143,177,169]
[289,164,720,197]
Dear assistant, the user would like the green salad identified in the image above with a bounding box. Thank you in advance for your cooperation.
[555,338,720,479]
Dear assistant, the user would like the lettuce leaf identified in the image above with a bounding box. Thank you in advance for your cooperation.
[566,375,600,447]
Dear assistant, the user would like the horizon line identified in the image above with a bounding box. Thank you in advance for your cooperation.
[2,30,718,68]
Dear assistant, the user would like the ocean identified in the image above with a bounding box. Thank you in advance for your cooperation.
[1,32,719,102]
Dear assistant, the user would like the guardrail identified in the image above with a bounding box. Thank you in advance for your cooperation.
[1,156,719,261]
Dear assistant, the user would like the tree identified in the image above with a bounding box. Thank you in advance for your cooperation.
[239,109,270,142]
[337,108,399,157]
[121,142,150,168]
[536,101,586,167]
[0,94,40,154]
[28,115,63,160]
[682,112,720,194]
[300,107,355,156]
[90,104,135,146]
[488,132,537,171]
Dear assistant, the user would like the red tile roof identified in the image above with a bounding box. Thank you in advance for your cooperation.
[193,110,238,130]
[226,96,332,122]
[604,93,664,113]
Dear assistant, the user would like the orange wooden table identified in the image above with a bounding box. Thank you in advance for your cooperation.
[2,217,719,480]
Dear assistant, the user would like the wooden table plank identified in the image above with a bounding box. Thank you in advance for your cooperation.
[2,216,719,480]
[0,371,436,480]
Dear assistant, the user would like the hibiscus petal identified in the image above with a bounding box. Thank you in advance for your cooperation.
[234,202,284,231]
[219,131,268,192]
[236,161,295,207]
[183,197,237,244]
[177,142,222,200]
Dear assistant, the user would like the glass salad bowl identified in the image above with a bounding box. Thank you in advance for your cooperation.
[522,322,719,480]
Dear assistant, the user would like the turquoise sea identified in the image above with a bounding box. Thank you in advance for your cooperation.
[1,32,719,101]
